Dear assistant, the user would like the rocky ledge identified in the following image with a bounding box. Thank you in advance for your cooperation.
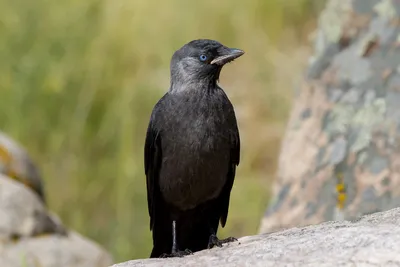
[113,207,400,267]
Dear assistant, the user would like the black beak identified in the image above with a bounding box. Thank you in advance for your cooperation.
[211,47,245,66]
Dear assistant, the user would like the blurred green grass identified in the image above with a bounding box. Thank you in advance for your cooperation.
[0,0,322,262]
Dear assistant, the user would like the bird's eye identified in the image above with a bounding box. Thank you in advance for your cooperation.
[199,54,207,62]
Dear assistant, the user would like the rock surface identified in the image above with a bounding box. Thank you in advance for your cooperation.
[113,207,400,267]
[260,0,400,233]
[0,174,66,240]
[0,131,45,202]
[0,174,113,267]
[0,232,113,267]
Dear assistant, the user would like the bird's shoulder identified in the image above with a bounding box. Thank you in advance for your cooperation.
[149,88,237,129]
[147,92,185,134]
[148,92,170,124]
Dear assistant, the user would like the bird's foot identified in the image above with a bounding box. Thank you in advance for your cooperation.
[159,249,193,258]
[207,234,238,249]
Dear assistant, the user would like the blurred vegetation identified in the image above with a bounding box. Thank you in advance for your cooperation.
[0,0,323,262]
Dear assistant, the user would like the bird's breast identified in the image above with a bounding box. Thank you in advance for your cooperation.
[158,102,232,210]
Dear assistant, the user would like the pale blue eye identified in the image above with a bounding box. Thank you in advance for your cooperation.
[199,54,207,61]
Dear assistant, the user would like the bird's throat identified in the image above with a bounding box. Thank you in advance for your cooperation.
[170,78,218,94]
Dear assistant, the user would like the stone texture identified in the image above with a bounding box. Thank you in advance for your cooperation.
[260,0,400,234]
[111,207,400,267]
[0,232,113,267]
[0,131,45,202]
[0,174,113,267]
[0,174,66,240]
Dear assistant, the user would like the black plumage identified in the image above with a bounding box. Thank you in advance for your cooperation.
[144,39,244,258]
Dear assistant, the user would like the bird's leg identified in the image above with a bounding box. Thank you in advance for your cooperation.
[159,221,193,258]
[171,220,177,253]
[207,230,238,249]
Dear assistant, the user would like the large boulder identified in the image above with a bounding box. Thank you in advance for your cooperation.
[260,0,400,233]
[112,207,400,267]
[0,174,113,267]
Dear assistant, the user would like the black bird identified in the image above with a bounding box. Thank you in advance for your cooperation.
[144,39,244,258]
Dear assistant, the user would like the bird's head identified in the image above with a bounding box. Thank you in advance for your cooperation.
[169,39,244,91]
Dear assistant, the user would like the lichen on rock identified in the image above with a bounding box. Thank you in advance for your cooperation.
[260,0,400,234]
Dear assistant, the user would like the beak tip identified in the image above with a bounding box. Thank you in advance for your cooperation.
[210,47,245,65]
[231,48,245,56]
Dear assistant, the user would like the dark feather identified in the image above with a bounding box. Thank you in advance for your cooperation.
[144,100,164,231]
[219,119,240,227]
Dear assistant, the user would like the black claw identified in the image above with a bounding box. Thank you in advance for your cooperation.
[159,249,193,258]
[208,234,237,249]
[184,249,193,254]
[222,237,238,243]
[208,234,222,249]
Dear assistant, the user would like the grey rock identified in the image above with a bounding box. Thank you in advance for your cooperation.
[0,174,113,267]
[0,131,45,202]
[0,174,65,240]
[260,0,400,234]
[112,207,400,267]
[0,232,113,267]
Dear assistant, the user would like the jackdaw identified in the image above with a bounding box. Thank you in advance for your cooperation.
[144,39,244,258]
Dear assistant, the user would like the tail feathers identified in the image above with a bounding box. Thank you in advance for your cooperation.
[150,199,222,258]
[150,223,211,258]
[150,244,169,258]
[150,219,172,258]
[178,220,212,252]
